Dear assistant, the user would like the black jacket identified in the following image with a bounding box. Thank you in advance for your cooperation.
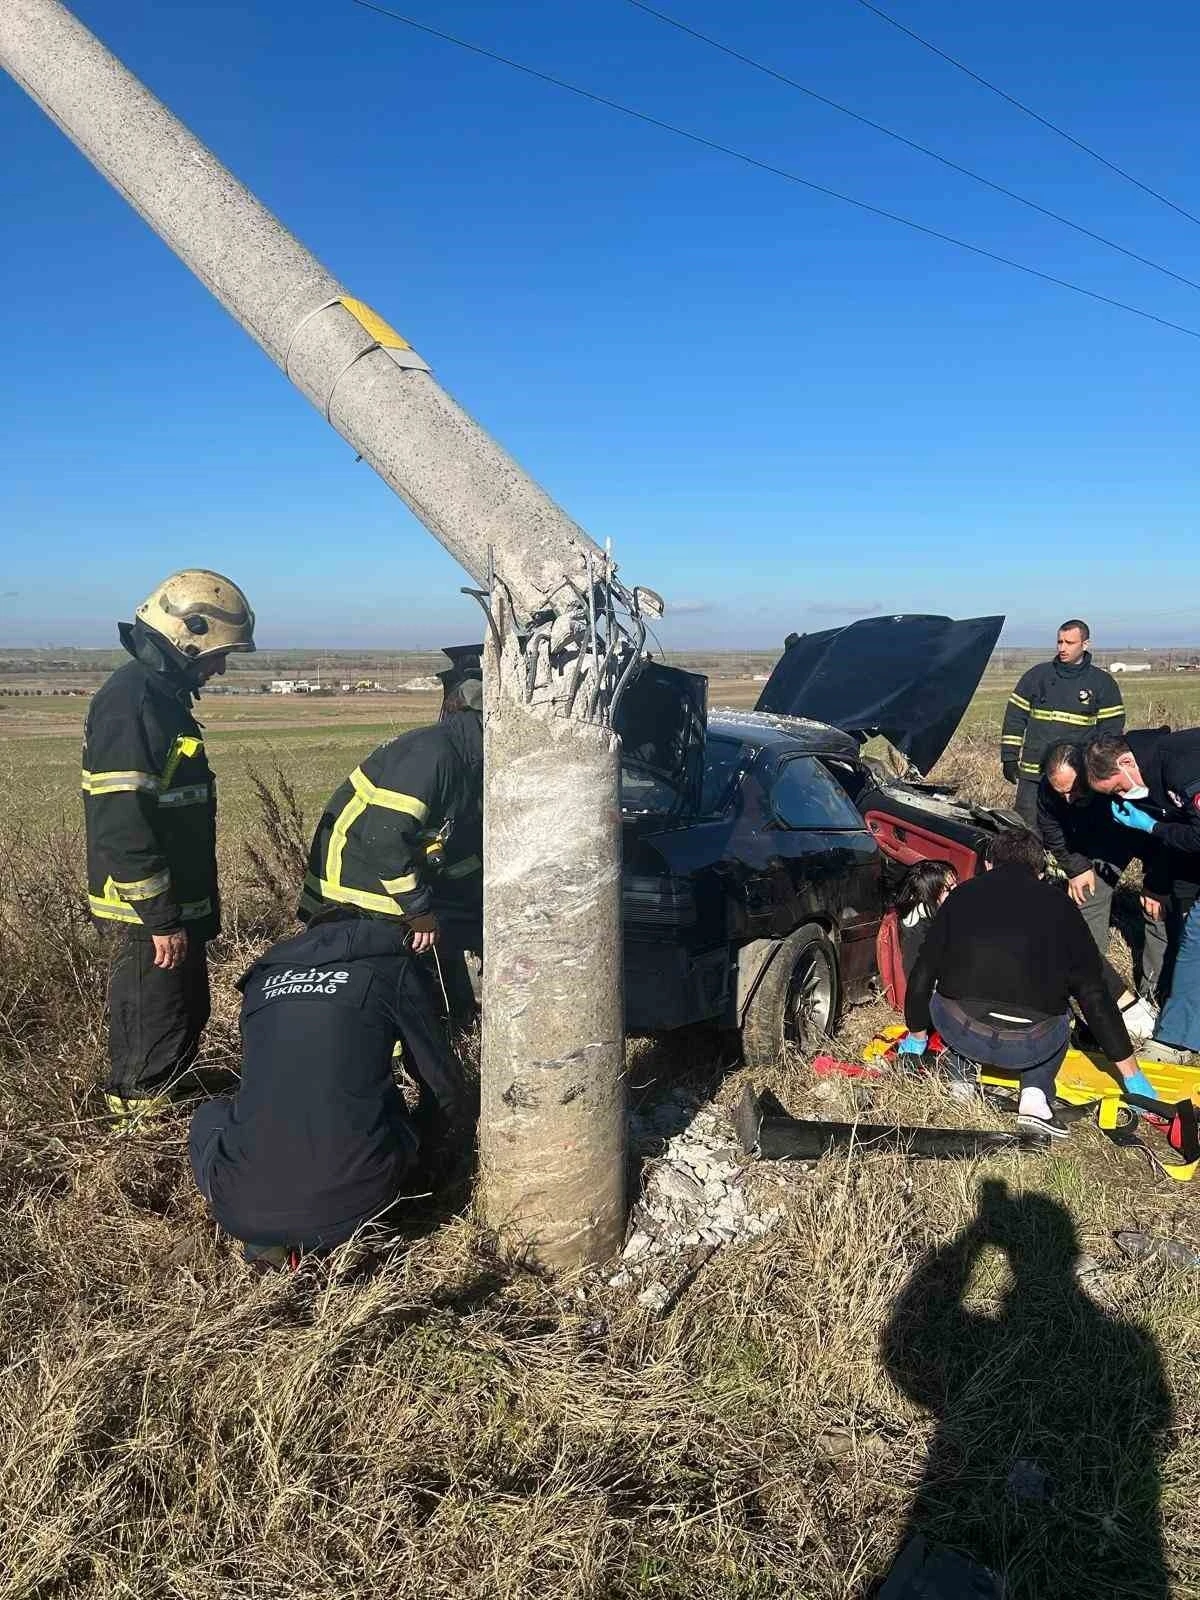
[1124,727,1200,902]
[82,622,218,939]
[1000,653,1124,778]
[1036,777,1158,882]
[200,918,464,1248]
[905,865,1132,1063]
[300,713,482,924]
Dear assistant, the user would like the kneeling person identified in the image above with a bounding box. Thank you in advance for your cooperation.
[189,912,466,1260]
[902,830,1150,1137]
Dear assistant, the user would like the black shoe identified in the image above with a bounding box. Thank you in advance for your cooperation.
[1018,1111,1070,1140]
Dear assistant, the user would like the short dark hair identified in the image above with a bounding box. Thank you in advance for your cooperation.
[1085,733,1131,783]
[1059,618,1090,640]
[1042,740,1082,778]
[985,829,1046,875]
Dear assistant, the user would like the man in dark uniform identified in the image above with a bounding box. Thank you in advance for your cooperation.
[82,570,256,1128]
[1000,620,1124,826]
[188,911,466,1264]
[1090,729,1200,1062]
[299,677,483,960]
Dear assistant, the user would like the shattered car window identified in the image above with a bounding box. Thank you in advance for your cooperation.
[620,767,682,815]
[771,756,865,831]
[699,736,754,817]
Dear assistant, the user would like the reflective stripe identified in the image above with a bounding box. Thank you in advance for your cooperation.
[111,869,171,900]
[1000,736,1022,747]
[1008,693,1032,711]
[320,768,428,909]
[350,766,428,820]
[443,854,481,880]
[81,769,159,796]
[158,784,210,808]
[302,870,406,918]
[1097,705,1125,718]
[1018,762,1041,776]
[380,870,420,894]
[161,734,204,788]
[1029,708,1098,726]
[327,792,369,893]
[88,879,210,924]
[89,893,142,925]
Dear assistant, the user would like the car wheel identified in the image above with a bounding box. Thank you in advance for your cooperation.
[741,924,841,1071]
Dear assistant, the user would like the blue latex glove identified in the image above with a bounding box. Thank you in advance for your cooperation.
[898,1032,928,1056]
[1123,1068,1159,1100]
[1111,799,1157,834]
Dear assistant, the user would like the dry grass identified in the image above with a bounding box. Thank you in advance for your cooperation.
[4,741,1200,1599]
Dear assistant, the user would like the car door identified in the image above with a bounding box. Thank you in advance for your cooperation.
[725,753,880,948]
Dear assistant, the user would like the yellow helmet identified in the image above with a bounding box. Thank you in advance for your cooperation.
[135,570,256,661]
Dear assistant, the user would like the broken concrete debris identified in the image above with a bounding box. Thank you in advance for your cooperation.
[609,1092,784,1295]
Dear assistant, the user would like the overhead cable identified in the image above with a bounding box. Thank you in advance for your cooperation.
[852,0,1200,229]
[624,0,1200,294]
[349,0,1200,342]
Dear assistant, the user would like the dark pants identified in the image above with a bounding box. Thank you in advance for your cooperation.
[107,931,210,1098]
[1077,867,1168,1003]
[1014,778,1040,828]
[931,993,1068,1099]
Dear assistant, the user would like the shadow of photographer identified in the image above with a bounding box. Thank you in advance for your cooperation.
[879,1179,1171,1599]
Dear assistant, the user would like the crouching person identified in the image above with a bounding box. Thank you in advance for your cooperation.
[189,910,466,1266]
[900,830,1152,1138]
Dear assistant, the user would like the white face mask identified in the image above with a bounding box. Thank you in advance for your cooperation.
[1123,784,1150,801]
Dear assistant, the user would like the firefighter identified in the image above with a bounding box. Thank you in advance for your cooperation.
[299,677,483,961]
[1000,620,1124,826]
[82,570,255,1127]
[1089,729,1200,1062]
[189,908,466,1266]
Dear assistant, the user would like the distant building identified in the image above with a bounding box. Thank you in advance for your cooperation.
[269,678,313,694]
[1109,662,1152,675]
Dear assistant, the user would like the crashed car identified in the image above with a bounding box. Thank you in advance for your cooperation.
[618,614,1021,1065]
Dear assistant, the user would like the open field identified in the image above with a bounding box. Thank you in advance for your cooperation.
[3,665,1200,1597]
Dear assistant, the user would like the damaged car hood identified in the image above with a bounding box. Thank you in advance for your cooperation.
[755,614,1004,776]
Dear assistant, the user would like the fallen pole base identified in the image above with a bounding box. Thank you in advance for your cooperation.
[735,1086,1049,1163]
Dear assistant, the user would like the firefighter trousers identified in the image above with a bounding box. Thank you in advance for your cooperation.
[106,931,210,1098]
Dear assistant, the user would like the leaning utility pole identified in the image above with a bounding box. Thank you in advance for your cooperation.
[0,0,650,1268]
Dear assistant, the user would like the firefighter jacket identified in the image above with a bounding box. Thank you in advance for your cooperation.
[1125,727,1200,904]
[196,917,465,1248]
[82,622,219,940]
[1000,653,1124,779]
[300,711,482,925]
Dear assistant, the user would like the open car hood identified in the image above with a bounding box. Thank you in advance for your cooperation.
[754,614,1004,776]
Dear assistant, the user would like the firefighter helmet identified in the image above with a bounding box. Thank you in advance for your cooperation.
[135,570,256,661]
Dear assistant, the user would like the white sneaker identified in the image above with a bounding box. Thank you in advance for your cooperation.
[1120,998,1159,1046]
[1017,1087,1070,1139]
[1018,1087,1052,1121]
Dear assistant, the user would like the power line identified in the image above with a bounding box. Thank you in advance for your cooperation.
[852,0,1200,229]
[624,0,1200,294]
[348,0,1200,342]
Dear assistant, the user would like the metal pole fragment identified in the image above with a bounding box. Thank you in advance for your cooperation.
[0,0,633,1267]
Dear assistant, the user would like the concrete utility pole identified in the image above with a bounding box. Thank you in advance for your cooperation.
[1,0,651,1268]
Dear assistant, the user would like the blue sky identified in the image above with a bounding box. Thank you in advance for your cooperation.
[1,0,1197,650]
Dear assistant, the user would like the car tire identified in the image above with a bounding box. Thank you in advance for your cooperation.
[741,923,841,1071]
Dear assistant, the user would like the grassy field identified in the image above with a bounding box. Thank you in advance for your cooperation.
[3,665,1200,1597]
